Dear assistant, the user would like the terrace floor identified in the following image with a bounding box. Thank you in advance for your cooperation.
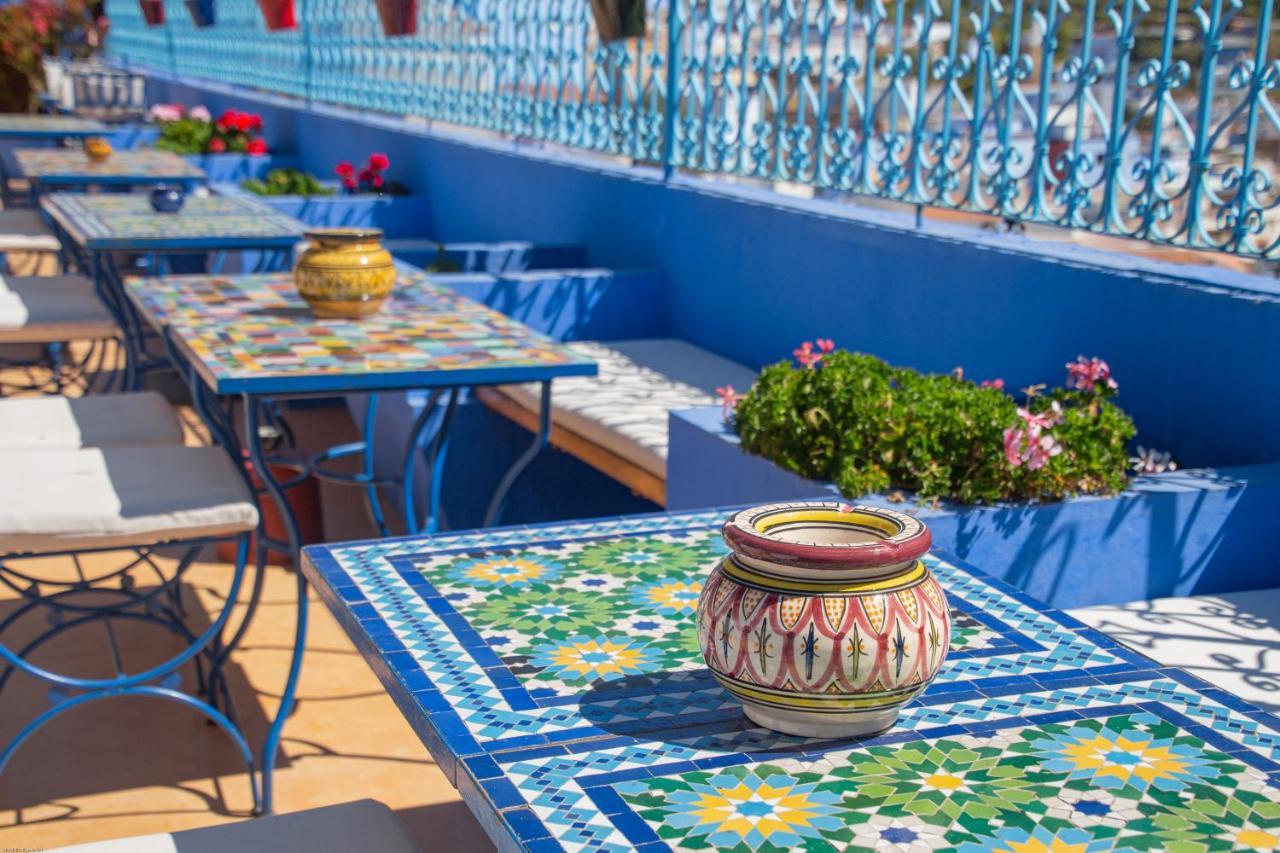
[0,399,494,851]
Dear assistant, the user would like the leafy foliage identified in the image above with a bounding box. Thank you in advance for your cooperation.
[732,346,1136,505]
[0,0,104,112]
[154,107,267,155]
[241,167,333,197]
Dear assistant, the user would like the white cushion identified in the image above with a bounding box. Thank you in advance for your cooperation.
[0,275,116,341]
[52,799,419,853]
[497,339,757,478]
[0,446,259,553]
[0,392,184,450]
[0,209,60,251]
[1070,589,1280,713]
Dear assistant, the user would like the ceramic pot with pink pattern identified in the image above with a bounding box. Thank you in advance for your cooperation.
[696,501,950,738]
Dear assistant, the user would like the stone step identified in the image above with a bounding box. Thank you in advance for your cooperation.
[386,239,586,274]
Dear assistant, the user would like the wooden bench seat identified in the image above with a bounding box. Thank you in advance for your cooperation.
[478,339,756,505]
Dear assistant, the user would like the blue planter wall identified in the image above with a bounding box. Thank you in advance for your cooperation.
[144,72,1280,473]
[667,405,1280,609]
[215,180,432,237]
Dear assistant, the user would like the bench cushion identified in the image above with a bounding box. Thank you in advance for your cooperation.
[1069,589,1280,713]
[0,274,117,342]
[0,209,60,251]
[52,799,419,853]
[0,446,258,553]
[0,392,184,450]
[495,339,757,479]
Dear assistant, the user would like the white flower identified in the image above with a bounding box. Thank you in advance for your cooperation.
[1131,446,1177,475]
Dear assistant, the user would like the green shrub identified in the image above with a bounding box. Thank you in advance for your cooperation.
[730,345,1137,505]
[241,168,334,197]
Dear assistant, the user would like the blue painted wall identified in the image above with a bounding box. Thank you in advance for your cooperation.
[147,71,1280,473]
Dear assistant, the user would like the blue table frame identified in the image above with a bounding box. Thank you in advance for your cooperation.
[125,269,598,812]
[14,147,206,196]
[301,507,1280,851]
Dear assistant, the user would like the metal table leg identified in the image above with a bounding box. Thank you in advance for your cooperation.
[483,380,553,527]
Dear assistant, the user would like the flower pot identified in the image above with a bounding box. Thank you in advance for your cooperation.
[139,0,165,26]
[185,0,216,27]
[256,0,296,30]
[215,459,322,566]
[294,227,395,318]
[697,501,950,738]
[587,0,644,41]
[375,0,416,36]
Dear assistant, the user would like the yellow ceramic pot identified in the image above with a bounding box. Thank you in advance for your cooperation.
[82,137,113,163]
[294,228,396,318]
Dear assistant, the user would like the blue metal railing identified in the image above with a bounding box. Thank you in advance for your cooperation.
[107,0,1280,259]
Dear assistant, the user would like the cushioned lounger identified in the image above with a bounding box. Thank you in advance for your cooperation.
[1070,589,1280,713]
[483,339,757,503]
[0,209,61,252]
[0,274,116,343]
[0,392,184,450]
[0,445,259,553]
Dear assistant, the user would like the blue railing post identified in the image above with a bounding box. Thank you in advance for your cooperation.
[660,0,682,181]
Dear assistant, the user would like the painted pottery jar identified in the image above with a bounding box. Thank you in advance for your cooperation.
[294,227,395,318]
[696,501,950,738]
[82,136,113,163]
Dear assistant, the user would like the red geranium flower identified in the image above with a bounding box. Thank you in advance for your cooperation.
[368,152,390,171]
[334,161,355,178]
[207,137,227,153]
[245,138,268,156]
[357,167,374,183]
[341,176,357,191]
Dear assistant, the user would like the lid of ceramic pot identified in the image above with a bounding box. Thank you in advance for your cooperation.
[303,227,385,242]
[722,501,930,571]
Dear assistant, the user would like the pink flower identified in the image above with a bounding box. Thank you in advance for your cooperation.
[1027,434,1064,470]
[815,338,835,354]
[715,385,741,419]
[793,341,823,370]
[189,105,211,121]
[1016,401,1062,432]
[1066,355,1118,392]
[1004,427,1028,467]
[980,378,1005,390]
[148,103,184,122]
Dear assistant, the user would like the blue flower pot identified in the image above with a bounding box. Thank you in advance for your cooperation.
[185,0,216,26]
[150,185,187,213]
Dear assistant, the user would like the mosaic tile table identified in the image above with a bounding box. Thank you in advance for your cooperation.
[0,114,110,139]
[41,190,303,251]
[124,269,597,394]
[302,509,1280,852]
[14,147,206,189]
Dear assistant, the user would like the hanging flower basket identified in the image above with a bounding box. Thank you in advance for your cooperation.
[185,0,215,26]
[139,0,165,26]
[374,0,415,36]
[256,0,297,31]
[587,0,644,41]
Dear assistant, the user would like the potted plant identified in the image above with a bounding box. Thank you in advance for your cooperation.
[212,152,431,237]
[587,0,644,41]
[185,0,215,27]
[151,104,279,182]
[241,167,334,197]
[139,0,165,25]
[374,0,415,36]
[256,0,296,30]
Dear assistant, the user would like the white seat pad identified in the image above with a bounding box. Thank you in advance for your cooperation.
[52,799,419,853]
[0,446,259,553]
[1070,589,1280,713]
[497,339,757,478]
[0,275,115,336]
[0,208,60,251]
[0,392,184,450]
